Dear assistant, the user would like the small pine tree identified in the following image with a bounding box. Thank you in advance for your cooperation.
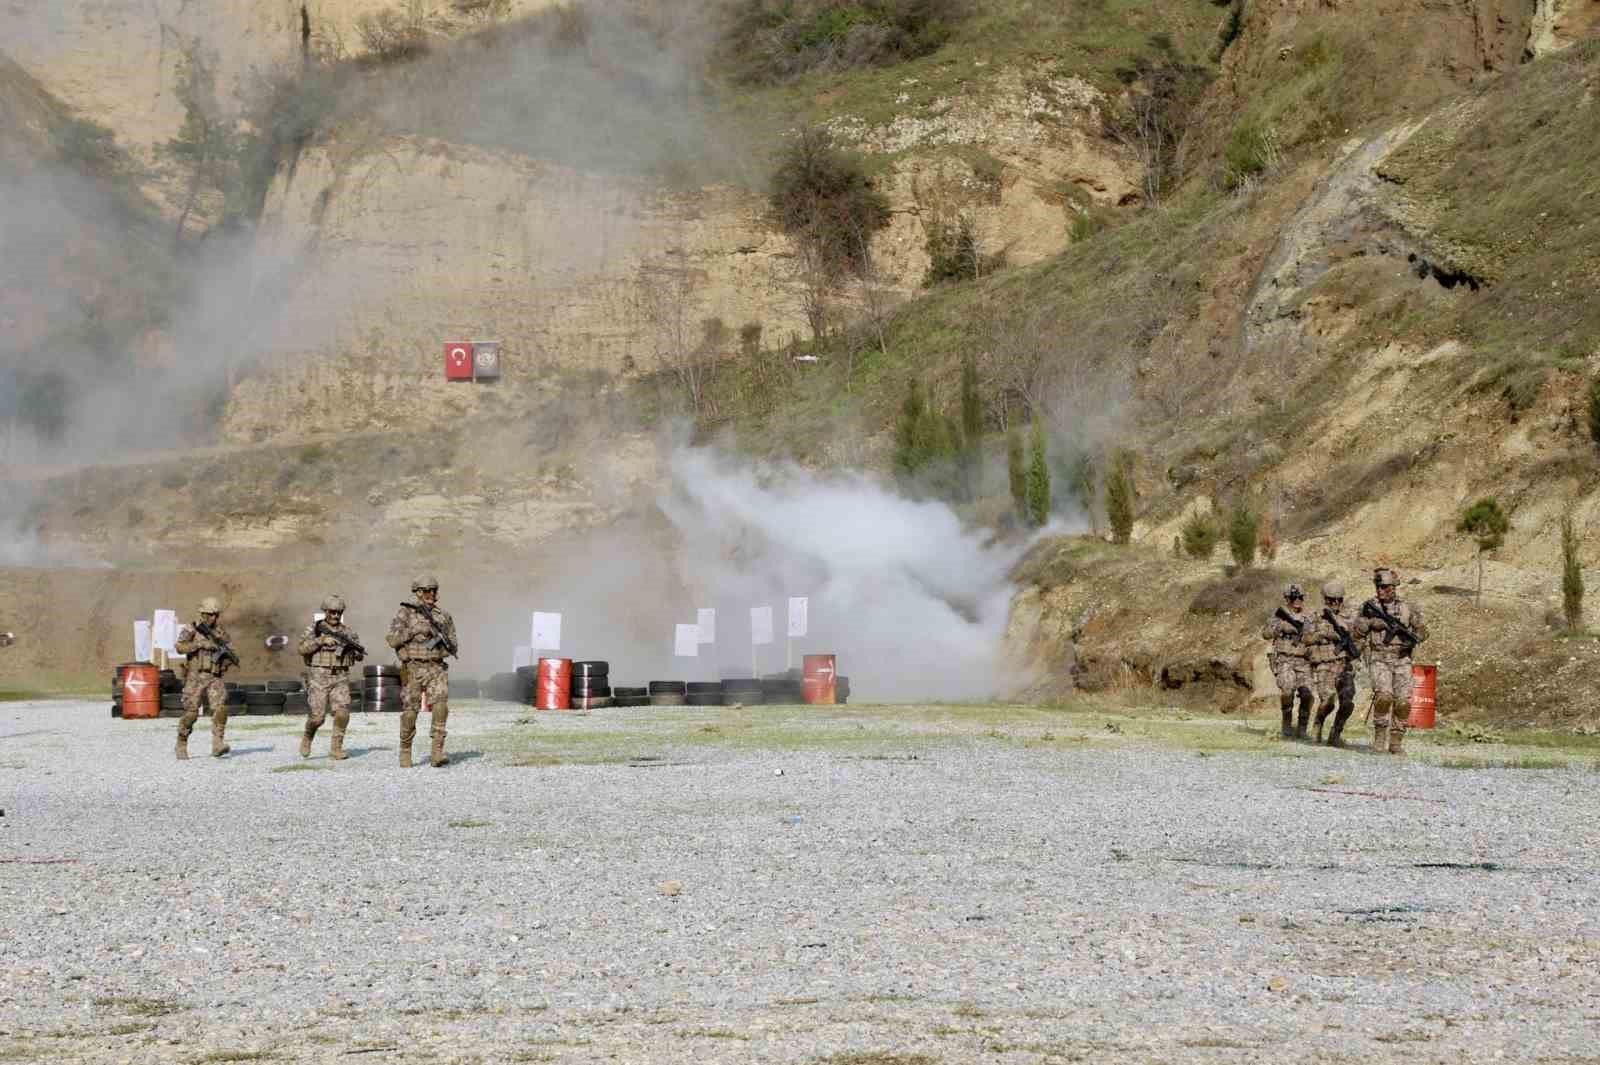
[1457,497,1510,604]
[892,379,927,480]
[1180,507,1221,560]
[1228,501,1259,569]
[959,352,982,497]
[1562,509,1585,631]
[1069,453,1097,534]
[1105,461,1134,544]
[1006,425,1026,516]
[1588,375,1600,449]
[1025,421,1051,527]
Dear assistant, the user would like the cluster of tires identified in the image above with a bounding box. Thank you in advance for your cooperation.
[343,666,483,712]
[109,665,309,718]
[570,661,612,710]
[465,671,850,708]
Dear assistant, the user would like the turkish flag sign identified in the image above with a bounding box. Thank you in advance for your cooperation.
[444,341,474,380]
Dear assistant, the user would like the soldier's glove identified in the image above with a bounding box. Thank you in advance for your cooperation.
[320,635,341,648]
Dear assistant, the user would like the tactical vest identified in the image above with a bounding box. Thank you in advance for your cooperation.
[185,623,231,675]
[304,625,357,670]
[1361,598,1418,656]
[1266,612,1309,658]
[1307,610,1358,665]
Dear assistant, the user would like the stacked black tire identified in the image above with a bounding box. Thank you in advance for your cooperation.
[721,677,764,705]
[686,681,724,706]
[483,671,529,703]
[647,681,686,707]
[362,665,403,713]
[612,686,649,708]
[571,661,612,709]
[761,670,804,705]
[448,676,480,699]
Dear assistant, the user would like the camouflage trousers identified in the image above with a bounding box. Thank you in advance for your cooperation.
[400,660,449,748]
[179,672,229,739]
[1368,655,1414,732]
[306,669,351,735]
[1312,660,1352,704]
[1271,654,1312,694]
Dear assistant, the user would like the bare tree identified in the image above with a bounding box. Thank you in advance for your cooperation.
[632,263,720,416]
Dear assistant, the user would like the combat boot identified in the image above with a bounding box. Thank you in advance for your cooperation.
[300,721,319,759]
[1389,728,1406,756]
[330,730,348,761]
[1279,697,1294,738]
[211,721,230,758]
[429,731,449,768]
[1371,695,1392,755]
[1313,700,1333,745]
[1294,690,1312,741]
[399,742,413,769]
[176,730,190,761]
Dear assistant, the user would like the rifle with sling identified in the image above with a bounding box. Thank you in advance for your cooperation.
[1361,599,1420,650]
[315,619,366,660]
[1273,607,1305,638]
[400,601,458,658]
[195,621,242,670]
[1322,608,1362,661]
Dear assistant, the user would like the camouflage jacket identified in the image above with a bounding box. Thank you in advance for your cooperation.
[297,621,363,670]
[1352,596,1428,657]
[175,620,235,676]
[386,603,457,663]
[1261,609,1310,657]
[1303,606,1360,665]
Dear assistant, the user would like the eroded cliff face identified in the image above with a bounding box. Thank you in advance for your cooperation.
[1530,0,1600,55]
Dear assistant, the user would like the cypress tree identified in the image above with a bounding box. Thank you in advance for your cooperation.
[1025,420,1051,527]
[1007,425,1026,516]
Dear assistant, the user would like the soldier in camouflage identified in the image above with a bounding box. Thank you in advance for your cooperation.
[386,575,458,768]
[1261,584,1314,739]
[173,596,234,760]
[296,595,364,761]
[1352,567,1429,755]
[1302,581,1361,747]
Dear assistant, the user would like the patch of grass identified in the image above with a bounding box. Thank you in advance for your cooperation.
[819,1055,938,1065]
[93,996,180,1018]
[108,1022,154,1036]
[193,1052,277,1063]
[1187,567,1290,616]
[447,819,494,829]
[1433,755,1571,771]
[675,1028,751,1040]
[269,763,328,774]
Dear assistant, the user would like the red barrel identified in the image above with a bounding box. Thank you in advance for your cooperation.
[121,663,161,719]
[536,657,572,711]
[802,654,837,706]
[1409,663,1437,729]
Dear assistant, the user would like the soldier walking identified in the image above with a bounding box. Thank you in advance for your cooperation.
[385,575,458,768]
[1303,582,1361,747]
[174,596,236,760]
[1352,567,1429,755]
[1261,584,1314,739]
[297,595,364,761]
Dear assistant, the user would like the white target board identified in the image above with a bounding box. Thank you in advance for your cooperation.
[787,597,809,638]
[696,608,716,644]
[133,620,153,663]
[152,610,179,653]
[674,624,700,658]
[751,606,774,646]
[531,612,562,651]
[512,645,533,670]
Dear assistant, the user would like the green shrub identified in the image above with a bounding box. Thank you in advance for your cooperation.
[1588,375,1600,448]
[1458,496,1510,602]
[1222,122,1277,187]
[721,0,967,85]
[1105,459,1135,544]
[1562,509,1585,631]
[1180,508,1221,560]
[769,128,892,281]
[357,6,430,64]
[1025,421,1051,527]
[1227,501,1259,568]
[923,214,1006,285]
[1007,426,1026,517]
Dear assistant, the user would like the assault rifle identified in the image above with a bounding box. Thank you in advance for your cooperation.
[1322,608,1362,661]
[315,619,366,660]
[195,621,242,670]
[1361,599,1420,650]
[1273,607,1305,638]
[401,601,458,658]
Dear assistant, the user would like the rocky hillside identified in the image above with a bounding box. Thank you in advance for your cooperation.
[2,0,1599,719]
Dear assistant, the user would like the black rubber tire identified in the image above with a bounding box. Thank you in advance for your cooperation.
[687,694,725,706]
[649,693,687,707]
[237,682,268,693]
[514,665,537,680]
[111,703,122,718]
[225,690,248,706]
[362,701,404,714]
[160,670,181,693]
[573,661,609,678]
[721,678,762,691]
[282,692,310,715]
[365,680,403,695]
[447,682,480,698]
[611,686,647,698]
[686,681,724,693]
[363,665,400,679]
[572,695,614,710]
[648,681,687,695]
[570,683,612,696]
[610,695,648,707]
[160,693,184,710]
[266,679,304,693]
[245,690,286,707]
[728,692,765,705]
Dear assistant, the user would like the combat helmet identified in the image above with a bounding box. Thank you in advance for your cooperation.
[321,594,347,613]
[1373,568,1400,588]
[198,596,222,615]
[1321,581,1345,600]
[1283,583,1305,601]
[411,573,439,592]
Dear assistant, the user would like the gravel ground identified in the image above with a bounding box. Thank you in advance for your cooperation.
[1,699,1598,1064]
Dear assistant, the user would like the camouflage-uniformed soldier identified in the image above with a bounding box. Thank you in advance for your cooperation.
[1352,567,1429,755]
[173,596,235,760]
[385,575,458,768]
[296,595,364,761]
[1261,584,1314,739]
[1303,581,1360,747]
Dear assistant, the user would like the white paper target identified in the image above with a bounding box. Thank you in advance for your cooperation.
[133,620,153,662]
[531,611,562,650]
[787,597,809,638]
[512,645,533,669]
[674,624,700,658]
[751,606,774,646]
[696,608,716,644]
[152,610,179,652]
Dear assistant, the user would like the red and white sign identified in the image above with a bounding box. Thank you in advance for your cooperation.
[444,341,474,380]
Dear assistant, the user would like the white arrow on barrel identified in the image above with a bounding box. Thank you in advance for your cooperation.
[124,676,149,696]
